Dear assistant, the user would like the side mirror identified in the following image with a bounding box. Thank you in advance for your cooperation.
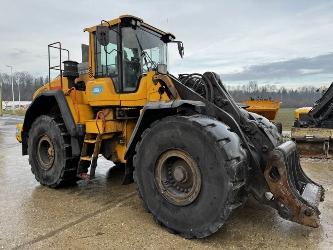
[177,41,184,58]
[96,25,110,46]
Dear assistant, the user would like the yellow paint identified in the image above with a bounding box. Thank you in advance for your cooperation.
[294,107,312,120]
[86,78,120,106]
[77,104,94,123]
[25,15,176,164]
[242,99,281,120]
[16,123,23,142]
[85,120,124,134]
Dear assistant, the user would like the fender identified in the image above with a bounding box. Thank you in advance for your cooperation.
[124,100,205,161]
[22,90,81,156]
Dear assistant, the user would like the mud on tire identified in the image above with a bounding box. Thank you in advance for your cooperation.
[133,115,248,238]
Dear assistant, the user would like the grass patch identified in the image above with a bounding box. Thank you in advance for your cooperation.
[273,108,295,131]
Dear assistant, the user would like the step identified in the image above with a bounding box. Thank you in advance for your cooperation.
[84,139,97,144]
[80,156,92,161]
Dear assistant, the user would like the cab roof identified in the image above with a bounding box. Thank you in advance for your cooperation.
[84,15,175,40]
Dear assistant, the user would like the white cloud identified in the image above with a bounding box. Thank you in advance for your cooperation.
[0,0,332,86]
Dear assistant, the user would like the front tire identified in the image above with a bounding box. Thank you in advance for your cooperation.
[28,115,78,187]
[133,115,248,238]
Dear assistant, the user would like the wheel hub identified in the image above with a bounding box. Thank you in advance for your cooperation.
[155,149,201,206]
[37,135,55,170]
[172,164,187,182]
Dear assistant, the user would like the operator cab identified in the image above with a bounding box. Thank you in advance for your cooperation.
[84,15,183,94]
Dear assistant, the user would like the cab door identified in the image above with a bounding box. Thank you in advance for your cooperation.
[86,29,121,106]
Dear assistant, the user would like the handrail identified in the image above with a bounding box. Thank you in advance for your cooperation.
[48,42,70,89]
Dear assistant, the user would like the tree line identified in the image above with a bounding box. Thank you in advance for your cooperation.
[0,72,46,102]
[227,81,324,108]
[0,72,326,108]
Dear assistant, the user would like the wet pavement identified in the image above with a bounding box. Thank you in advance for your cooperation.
[0,115,332,249]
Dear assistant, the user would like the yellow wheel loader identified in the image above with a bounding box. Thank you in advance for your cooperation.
[17,15,324,238]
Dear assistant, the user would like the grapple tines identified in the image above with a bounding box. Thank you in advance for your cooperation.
[264,141,325,227]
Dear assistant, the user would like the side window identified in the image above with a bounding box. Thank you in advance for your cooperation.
[122,27,142,92]
[95,30,120,90]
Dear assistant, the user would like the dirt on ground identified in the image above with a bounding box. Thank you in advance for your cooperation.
[0,115,332,249]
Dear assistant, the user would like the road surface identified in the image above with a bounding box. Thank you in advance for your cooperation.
[0,115,332,249]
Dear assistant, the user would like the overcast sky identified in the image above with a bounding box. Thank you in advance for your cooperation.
[0,0,333,87]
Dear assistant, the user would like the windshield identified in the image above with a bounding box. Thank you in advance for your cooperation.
[122,26,167,73]
[121,26,167,91]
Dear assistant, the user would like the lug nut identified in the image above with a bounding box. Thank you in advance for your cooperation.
[264,192,274,200]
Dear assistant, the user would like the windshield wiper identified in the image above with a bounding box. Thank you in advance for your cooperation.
[134,33,156,70]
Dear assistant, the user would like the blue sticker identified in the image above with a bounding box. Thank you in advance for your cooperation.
[92,86,103,95]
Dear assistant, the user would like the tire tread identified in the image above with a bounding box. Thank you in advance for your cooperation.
[28,115,79,188]
[133,115,248,238]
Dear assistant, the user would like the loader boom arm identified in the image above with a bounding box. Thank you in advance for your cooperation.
[309,82,333,127]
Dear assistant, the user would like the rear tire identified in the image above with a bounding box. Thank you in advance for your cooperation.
[28,115,79,188]
[133,115,248,238]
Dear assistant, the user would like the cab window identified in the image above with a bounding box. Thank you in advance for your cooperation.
[95,29,120,90]
[121,26,167,92]
[122,28,142,92]
[95,25,167,93]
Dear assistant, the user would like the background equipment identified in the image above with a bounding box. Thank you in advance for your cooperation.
[242,98,281,120]
[292,83,333,158]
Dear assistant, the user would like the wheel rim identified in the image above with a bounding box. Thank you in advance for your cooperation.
[155,149,201,206]
[37,135,55,170]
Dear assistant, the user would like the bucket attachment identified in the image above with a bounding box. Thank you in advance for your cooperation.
[264,141,325,227]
